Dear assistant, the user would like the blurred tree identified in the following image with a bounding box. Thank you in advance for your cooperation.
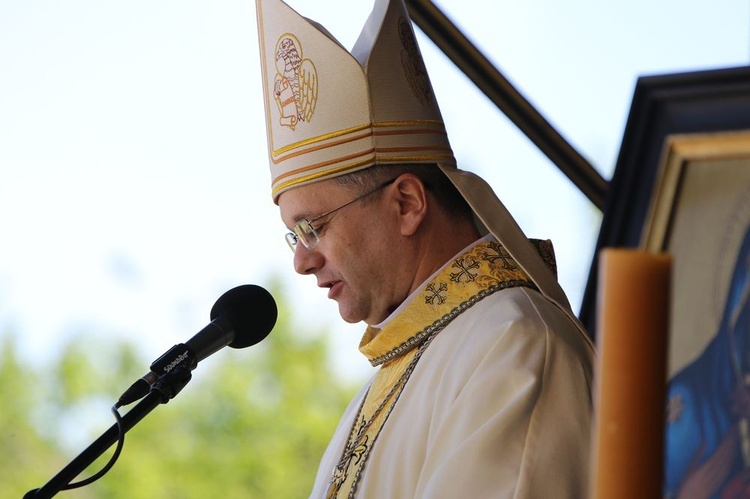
[0,332,64,496]
[4,282,362,498]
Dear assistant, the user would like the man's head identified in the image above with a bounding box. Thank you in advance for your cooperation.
[257,0,576,318]
[279,165,478,325]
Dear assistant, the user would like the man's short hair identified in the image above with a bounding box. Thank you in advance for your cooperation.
[334,164,474,222]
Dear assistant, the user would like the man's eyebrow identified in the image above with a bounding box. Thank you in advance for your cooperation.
[291,210,314,223]
[285,208,317,227]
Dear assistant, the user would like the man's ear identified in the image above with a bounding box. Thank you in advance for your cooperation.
[391,174,428,237]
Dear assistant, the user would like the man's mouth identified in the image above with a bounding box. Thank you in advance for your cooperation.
[320,280,342,299]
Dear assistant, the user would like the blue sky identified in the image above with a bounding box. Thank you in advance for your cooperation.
[0,0,748,379]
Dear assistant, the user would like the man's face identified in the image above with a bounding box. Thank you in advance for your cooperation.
[278,178,408,325]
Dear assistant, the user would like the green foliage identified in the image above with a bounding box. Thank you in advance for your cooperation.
[0,333,62,494]
[2,284,361,498]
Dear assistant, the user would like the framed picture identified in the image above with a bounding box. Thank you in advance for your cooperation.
[580,65,750,332]
[652,131,750,497]
[581,65,750,498]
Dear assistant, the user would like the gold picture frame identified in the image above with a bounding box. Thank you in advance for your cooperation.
[641,131,750,376]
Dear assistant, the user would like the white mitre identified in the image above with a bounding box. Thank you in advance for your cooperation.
[255,0,584,325]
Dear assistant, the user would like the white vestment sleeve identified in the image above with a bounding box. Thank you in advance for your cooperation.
[416,289,593,498]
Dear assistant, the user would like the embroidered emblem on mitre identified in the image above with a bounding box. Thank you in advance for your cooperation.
[273,34,317,130]
[255,0,456,202]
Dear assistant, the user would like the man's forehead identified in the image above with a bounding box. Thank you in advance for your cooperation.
[278,179,346,219]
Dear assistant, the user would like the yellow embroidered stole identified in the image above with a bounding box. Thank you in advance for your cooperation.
[326,239,556,498]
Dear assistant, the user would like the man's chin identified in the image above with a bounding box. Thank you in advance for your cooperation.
[335,301,366,325]
[337,307,362,324]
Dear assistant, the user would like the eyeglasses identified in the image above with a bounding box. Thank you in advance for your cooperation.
[285,177,397,253]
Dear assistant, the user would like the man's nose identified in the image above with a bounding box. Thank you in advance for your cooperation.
[293,243,323,275]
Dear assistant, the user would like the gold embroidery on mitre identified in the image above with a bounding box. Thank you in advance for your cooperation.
[273,33,318,130]
[398,16,435,108]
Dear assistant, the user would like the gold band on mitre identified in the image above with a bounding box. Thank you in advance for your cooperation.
[255,0,590,334]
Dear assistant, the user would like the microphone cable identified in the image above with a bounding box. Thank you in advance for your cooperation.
[60,404,126,491]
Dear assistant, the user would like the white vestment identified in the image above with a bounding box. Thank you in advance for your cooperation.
[310,238,595,498]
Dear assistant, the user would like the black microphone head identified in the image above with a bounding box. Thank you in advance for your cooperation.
[210,284,277,349]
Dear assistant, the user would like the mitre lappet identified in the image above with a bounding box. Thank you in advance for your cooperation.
[255,0,581,323]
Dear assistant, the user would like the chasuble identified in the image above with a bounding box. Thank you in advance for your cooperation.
[310,238,595,498]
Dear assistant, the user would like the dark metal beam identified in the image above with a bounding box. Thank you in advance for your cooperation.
[406,0,609,211]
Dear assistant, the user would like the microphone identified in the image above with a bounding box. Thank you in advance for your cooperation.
[116,284,277,407]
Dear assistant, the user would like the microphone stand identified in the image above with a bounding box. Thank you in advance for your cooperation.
[24,366,193,499]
